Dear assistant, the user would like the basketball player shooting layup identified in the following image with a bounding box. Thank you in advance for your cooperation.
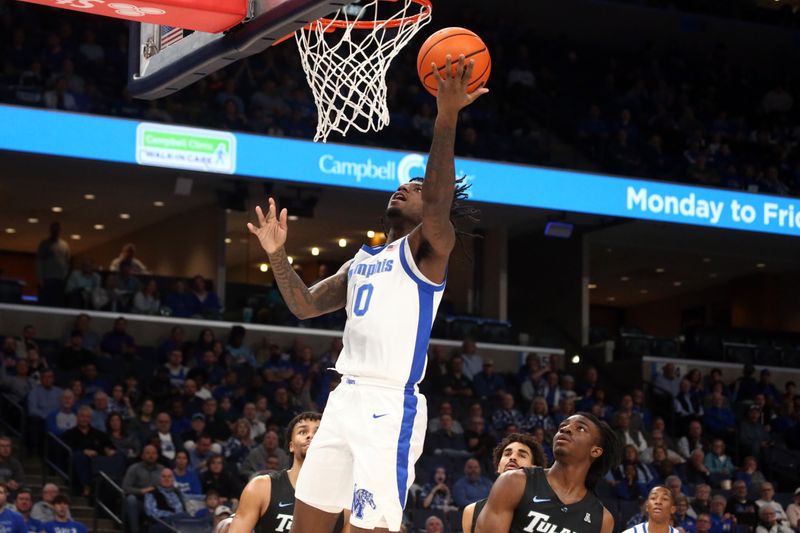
[475,412,621,533]
[247,55,488,533]
[224,412,348,533]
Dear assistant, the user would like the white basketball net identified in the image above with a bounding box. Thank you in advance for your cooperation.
[295,0,432,142]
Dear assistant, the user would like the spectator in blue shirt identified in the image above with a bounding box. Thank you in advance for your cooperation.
[709,495,734,533]
[0,483,25,533]
[703,394,736,440]
[190,276,222,319]
[172,451,202,497]
[11,489,42,533]
[675,495,698,533]
[452,458,493,507]
[472,359,506,400]
[99,317,136,357]
[27,369,62,451]
[42,495,87,533]
[225,326,255,367]
[756,369,780,403]
[164,280,195,318]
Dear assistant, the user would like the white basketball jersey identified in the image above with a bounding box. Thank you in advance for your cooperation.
[335,235,445,390]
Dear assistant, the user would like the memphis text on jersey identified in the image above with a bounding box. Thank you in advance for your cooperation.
[523,510,591,533]
[348,259,394,279]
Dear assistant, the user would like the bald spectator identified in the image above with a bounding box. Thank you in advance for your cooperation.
[0,438,24,493]
[31,484,70,523]
[144,468,192,527]
[145,412,184,467]
[653,363,680,397]
[425,515,444,533]
[109,243,149,274]
[123,445,165,533]
[452,458,492,507]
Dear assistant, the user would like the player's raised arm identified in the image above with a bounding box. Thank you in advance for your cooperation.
[417,55,488,263]
[248,198,350,319]
[474,469,526,533]
[227,475,271,533]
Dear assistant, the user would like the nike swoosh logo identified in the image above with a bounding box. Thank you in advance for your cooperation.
[278,502,292,508]
[532,496,551,503]
[372,413,389,419]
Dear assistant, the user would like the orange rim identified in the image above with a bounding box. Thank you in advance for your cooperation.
[307,0,432,30]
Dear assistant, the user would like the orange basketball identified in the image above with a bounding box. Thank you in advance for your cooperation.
[417,27,491,97]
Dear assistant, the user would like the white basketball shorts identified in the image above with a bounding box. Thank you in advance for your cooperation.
[295,376,427,531]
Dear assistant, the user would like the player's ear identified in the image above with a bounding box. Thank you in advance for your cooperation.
[590,445,603,460]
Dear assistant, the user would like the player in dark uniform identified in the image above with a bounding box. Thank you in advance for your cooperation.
[225,412,349,533]
[462,433,546,533]
[475,412,621,533]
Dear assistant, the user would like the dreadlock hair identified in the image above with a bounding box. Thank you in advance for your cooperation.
[492,433,547,471]
[575,411,622,491]
[380,176,482,250]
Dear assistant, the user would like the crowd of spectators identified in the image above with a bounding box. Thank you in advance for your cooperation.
[3,0,800,197]
[34,226,224,320]
[2,315,800,532]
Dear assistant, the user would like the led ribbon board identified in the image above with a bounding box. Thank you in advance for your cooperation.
[2,105,800,237]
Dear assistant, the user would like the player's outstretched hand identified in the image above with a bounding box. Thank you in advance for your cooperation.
[247,197,288,255]
[433,54,489,116]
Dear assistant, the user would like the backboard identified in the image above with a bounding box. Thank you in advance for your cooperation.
[128,0,356,99]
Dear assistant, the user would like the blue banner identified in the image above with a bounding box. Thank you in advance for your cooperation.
[2,104,800,237]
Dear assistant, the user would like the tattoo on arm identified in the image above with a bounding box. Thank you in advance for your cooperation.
[267,247,347,319]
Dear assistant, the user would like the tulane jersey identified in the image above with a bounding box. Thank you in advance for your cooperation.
[511,467,605,533]
[336,236,445,389]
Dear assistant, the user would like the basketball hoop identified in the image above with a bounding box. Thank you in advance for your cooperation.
[294,0,433,142]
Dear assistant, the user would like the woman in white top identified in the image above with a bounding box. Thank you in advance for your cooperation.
[132,279,160,315]
[623,486,679,533]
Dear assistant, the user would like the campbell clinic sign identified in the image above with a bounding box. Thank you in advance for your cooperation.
[4,105,800,237]
[318,153,427,184]
[136,123,237,174]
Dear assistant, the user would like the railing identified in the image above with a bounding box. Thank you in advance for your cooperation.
[43,431,72,487]
[0,393,25,440]
[93,471,124,533]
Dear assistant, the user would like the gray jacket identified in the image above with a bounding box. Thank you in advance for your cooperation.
[240,445,290,479]
[122,461,165,495]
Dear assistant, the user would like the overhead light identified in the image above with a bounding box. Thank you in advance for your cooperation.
[5,228,16,234]
[153,201,165,207]
[606,248,613,253]
[709,273,718,279]
[224,238,232,244]
[27,218,39,224]
[620,276,630,282]
[225,209,231,214]
[338,238,347,248]
[640,289,649,294]
[571,354,581,364]
[702,257,711,263]
[655,267,665,273]
[287,256,294,265]
[51,206,63,213]
[93,224,105,230]
[311,247,320,256]
[119,213,130,219]
[240,238,248,244]
[756,263,766,268]
[259,263,269,273]
[367,230,375,238]
[84,194,96,200]
[673,281,683,287]
[607,296,616,302]
[588,283,597,290]
[288,215,299,222]
[70,234,81,240]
